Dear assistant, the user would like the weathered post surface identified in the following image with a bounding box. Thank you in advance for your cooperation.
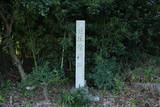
[76,20,85,88]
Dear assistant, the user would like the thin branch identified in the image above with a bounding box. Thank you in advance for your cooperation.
[0,10,8,26]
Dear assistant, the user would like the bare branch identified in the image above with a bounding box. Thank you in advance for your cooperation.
[0,10,8,26]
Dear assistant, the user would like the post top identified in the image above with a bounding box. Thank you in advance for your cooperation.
[76,20,85,22]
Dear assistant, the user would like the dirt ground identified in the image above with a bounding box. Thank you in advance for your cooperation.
[0,83,160,107]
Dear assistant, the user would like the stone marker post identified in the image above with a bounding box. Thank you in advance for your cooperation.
[76,20,85,88]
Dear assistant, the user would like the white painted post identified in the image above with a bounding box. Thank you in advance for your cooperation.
[76,20,85,88]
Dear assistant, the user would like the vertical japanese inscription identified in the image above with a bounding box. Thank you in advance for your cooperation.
[76,20,85,88]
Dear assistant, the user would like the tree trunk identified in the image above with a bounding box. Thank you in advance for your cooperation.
[9,41,26,80]
[6,30,26,80]
[6,22,26,80]
[0,8,26,80]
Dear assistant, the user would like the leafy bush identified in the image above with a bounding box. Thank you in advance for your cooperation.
[112,77,124,93]
[91,55,119,90]
[19,62,67,100]
[0,95,6,103]
[58,89,91,107]
[20,62,65,88]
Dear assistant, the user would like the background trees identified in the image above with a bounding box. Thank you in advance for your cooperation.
[0,0,160,89]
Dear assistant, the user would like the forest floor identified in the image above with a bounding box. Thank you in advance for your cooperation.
[0,82,160,107]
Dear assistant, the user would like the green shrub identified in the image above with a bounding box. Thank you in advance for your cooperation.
[58,89,91,107]
[0,95,6,103]
[19,62,65,88]
[19,62,67,100]
[112,77,124,93]
[91,55,119,90]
